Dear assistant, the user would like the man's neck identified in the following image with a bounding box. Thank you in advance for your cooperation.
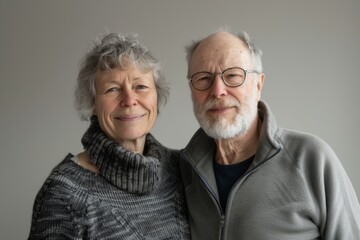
[215,118,262,165]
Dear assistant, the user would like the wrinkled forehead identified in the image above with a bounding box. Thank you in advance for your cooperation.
[98,55,153,74]
[189,35,252,73]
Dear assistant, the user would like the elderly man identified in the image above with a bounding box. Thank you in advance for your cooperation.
[179,30,360,240]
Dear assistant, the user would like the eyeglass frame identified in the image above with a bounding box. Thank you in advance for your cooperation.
[188,67,261,91]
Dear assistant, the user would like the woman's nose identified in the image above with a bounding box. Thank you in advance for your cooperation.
[120,89,137,107]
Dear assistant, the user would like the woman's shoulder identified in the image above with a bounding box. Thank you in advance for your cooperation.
[35,154,97,200]
[29,154,101,238]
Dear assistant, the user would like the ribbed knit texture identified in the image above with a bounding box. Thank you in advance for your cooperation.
[28,120,190,239]
[82,118,161,194]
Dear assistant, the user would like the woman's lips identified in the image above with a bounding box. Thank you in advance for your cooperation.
[115,114,145,121]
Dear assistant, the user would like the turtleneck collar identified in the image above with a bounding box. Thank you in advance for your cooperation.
[81,117,161,194]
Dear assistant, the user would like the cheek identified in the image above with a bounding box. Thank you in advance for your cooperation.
[146,95,158,124]
[93,98,102,115]
[191,91,205,105]
[94,97,117,116]
[150,109,158,125]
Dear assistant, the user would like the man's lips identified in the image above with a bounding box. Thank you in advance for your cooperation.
[207,106,233,113]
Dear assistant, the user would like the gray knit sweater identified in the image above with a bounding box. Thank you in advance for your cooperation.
[28,120,190,239]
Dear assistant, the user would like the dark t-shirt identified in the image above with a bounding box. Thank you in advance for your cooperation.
[213,155,254,211]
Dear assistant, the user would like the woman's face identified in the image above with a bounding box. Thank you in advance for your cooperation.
[93,65,158,144]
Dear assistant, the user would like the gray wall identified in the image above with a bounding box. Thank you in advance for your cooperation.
[1,0,359,239]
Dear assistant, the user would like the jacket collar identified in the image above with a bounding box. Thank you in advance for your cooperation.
[253,101,283,167]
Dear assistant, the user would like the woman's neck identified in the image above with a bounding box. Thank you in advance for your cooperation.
[118,135,146,154]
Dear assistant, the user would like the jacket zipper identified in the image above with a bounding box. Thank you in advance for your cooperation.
[186,158,225,238]
[218,215,225,240]
[184,147,282,239]
[222,147,282,237]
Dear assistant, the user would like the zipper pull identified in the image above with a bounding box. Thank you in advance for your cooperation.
[218,215,225,240]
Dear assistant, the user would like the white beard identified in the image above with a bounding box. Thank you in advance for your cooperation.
[193,93,258,139]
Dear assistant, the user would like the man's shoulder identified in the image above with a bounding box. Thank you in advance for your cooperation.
[280,128,330,150]
[277,128,338,168]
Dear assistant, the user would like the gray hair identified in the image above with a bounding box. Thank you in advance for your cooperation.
[185,28,263,76]
[74,33,169,121]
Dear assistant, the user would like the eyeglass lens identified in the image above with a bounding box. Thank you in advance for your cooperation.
[191,68,246,90]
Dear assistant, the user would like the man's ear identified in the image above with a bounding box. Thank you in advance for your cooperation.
[256,73,265,100]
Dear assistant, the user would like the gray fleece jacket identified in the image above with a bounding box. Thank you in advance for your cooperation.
[180,101,360,240]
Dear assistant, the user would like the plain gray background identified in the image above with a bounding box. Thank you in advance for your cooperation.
[1,0,359,239]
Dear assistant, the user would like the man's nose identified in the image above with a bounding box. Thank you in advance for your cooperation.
[209,74,227,98]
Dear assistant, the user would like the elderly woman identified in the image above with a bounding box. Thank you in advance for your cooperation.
[28,33,190,239]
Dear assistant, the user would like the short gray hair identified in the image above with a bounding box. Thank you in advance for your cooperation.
[185,28,263,76]
[74,33,169,121]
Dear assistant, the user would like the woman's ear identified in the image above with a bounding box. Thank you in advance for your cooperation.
[90,115,98,123]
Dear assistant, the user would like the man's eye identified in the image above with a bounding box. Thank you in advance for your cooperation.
[224,74,243,83]
[228,74,241,79]
[196,76,212,82]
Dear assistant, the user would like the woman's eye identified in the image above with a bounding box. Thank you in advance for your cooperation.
[105,87,120,93]
[134,85,148,90]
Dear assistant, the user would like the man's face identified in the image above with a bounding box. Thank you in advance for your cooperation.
[189,32,264,139]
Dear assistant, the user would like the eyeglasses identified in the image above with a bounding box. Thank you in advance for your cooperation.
[188,67,260,91]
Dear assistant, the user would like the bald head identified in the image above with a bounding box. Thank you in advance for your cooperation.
[186,30,263,77]
[191,31,247,62]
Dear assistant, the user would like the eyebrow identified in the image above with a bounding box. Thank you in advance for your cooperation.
[97,79,119,86]
[100,76,151,85]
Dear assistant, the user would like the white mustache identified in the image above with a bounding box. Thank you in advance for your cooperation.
[204,98,240,111]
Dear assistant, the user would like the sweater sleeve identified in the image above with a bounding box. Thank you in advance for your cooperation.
[300,135,360,239]
[28,174,84,239]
